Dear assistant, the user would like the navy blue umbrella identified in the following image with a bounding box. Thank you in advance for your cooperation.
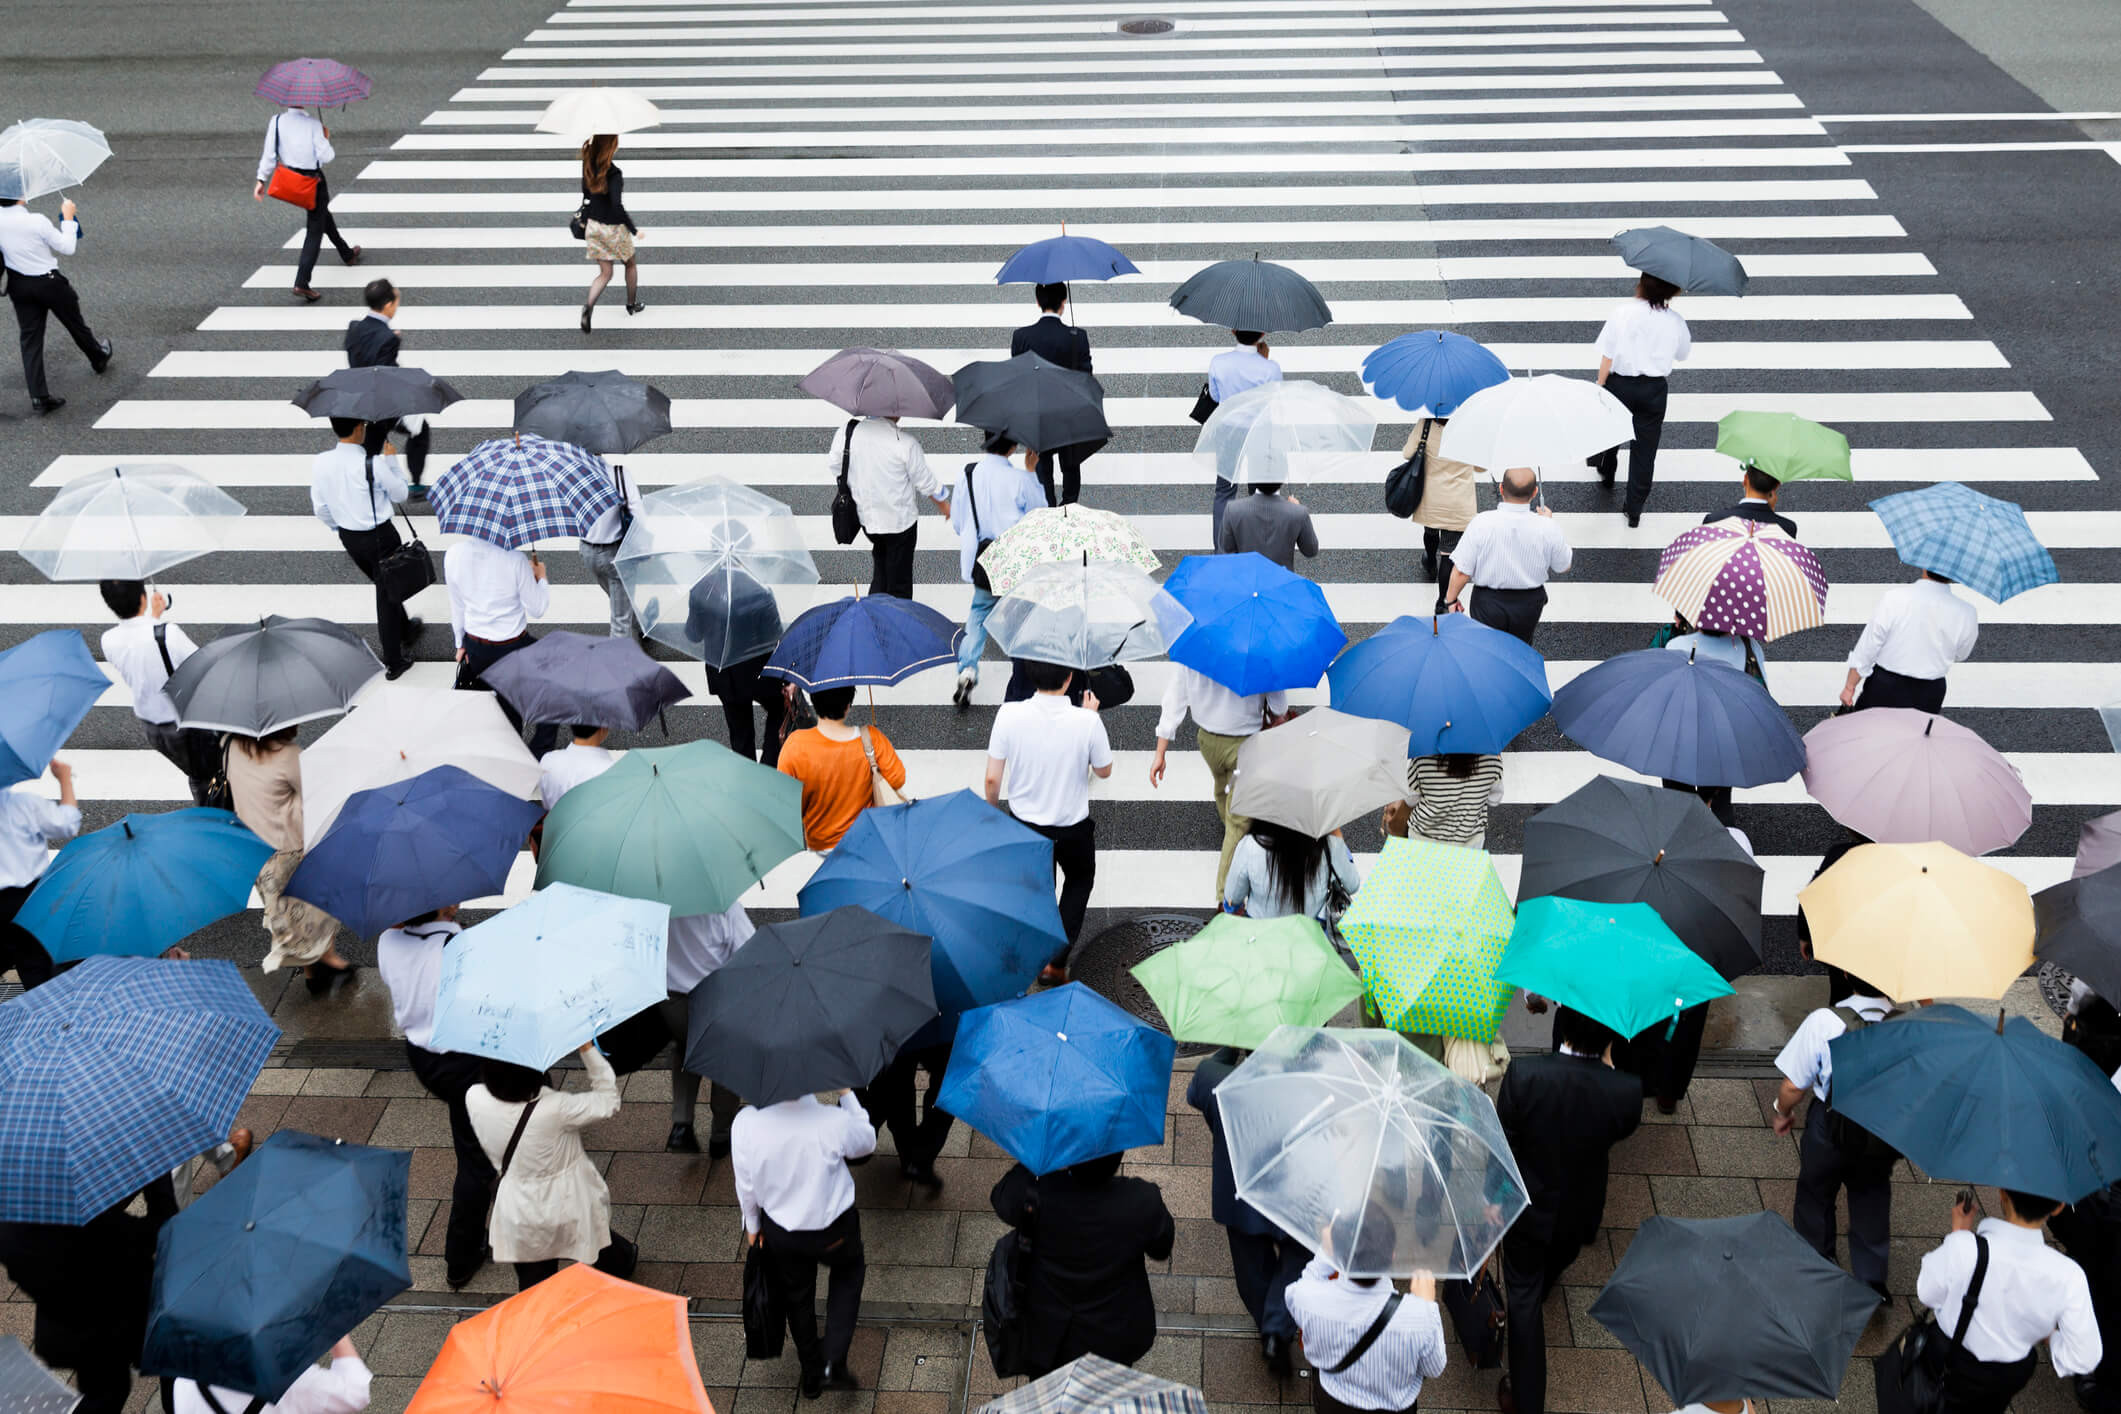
[994,233,1139,285]
[1550,648,1804,788]
[474,630,689,733]
[762,594,962,691]
[142,1131,411,1401]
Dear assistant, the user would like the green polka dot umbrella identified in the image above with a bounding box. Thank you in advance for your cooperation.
[1337,837,1517,1043]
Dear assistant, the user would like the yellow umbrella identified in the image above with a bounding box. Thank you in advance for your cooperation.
[1799,841,2033,1001]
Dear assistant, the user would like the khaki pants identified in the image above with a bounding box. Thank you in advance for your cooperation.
[1198,728,1251,899]
[257,847,339,972]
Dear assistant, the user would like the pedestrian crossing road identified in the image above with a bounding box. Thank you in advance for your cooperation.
[11,0,2116,973]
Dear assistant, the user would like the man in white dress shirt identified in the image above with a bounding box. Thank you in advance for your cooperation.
[0,759,79,989]
[1149,667,1288,898]
[537,725,615,812]
[986,661,1115,982]
[99,579,218,805]
[1206,331,1285,544]
[1285,1209,1447,1414]
[1445,468,1573,646]
[1840,570,1978,713]
[173,1336,372,1414]
[445,535,556,756]
[829,416,948,600]
[253,105,361,302]
[311,418,422,678]
[0,194,111,413]
[732,1089,878,1397]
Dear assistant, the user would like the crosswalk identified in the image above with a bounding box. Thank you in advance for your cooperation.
[15,0,2112,970]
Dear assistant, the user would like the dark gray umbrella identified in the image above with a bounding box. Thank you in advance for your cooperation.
[0,1338,79,1414]
[1168,255,1332,333]
[2036,862,2121,1005]
[290,366,462,423]
[684,905,936,1105]
[798,347,955,420]
[165,615,382,736]
[1519,775,1765,981]
[513,370,672,454]
[952,351,1109,451]
[473,630,689,733]
[1591,1213,1879,1405]
[1613,226,1749,296]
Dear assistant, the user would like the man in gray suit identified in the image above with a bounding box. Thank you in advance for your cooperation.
[1217,482,1318,571]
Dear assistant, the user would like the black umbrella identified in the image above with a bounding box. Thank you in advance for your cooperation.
[685,906,936,1105]
[1519,775,1764,980]
[166,615,382,736]
[1591,1213,1879,1405]
[513,370,673,454]
[951,352,1109,452]
[290,365,462,423]
[1612,225,1749,296]
[1168,255,1332,333]
[474,630,689,733]
[2036,863,2121,1004]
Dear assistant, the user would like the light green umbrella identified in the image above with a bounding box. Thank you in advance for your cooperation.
[1338,838,1516,1043]
[1129,913,1362,1050]
[1496,895,1733,1040]
[536,741,803,915]
[1715,410,1852,484]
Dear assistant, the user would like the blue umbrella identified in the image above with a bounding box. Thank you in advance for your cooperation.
[762,593,963,690]
[1551,648,1804,788]
[428,883,671,1070]
[1869,482,2059,603]
[0,956,278,1224]
[1827,1003,2121,1203]
[1327,612,1551,755]
[0,630,106,790]
[797,790,1061,1017]
[1361,331,1511,416]
[285,766,541,938]
[1163,553,1346,697]
[995,233,1140,285]
[16,809,275,963]
[141,1131,410,1402]
[938,983,1175,1174]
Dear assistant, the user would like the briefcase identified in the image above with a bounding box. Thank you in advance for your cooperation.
[1441,1260,1506,1368]
[376,525,437,605]
[743,1242,786,1359]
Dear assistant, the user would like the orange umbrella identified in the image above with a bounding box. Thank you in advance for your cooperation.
[409,1265,714,1414]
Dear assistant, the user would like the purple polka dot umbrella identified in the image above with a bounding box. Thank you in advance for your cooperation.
[1653,523,1828,642]
[255,59,373,109]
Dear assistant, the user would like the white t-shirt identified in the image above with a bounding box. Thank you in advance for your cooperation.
[987,694,1112,827]
[1594,298,1692,377]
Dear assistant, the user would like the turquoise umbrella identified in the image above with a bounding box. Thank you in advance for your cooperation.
[1496,896,1732,1041]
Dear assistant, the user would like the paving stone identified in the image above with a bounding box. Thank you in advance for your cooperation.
[299,1067,376,1096]
[853,1158,917,1211]
[1416,1347,1504,1409]
[1636,1096,1694,1126]
[248,1069,308,1095]
[369,1096,455,1148]
[1686,1078,1769,1127]
[365,1071,429,1098]
[860,1208,960,1267]
[845,1326,889,1388]
[861,1264,973,1306]
[363,1312,455,1376]
[733,1386,800,1414]
[1608,1124,1696,1176]
[637,1202,743,1263]
[605,1151,711,1206]
[1126,1163,1213,1216]
[1855,1299,1914,1358]
[1885,1237,1931,1296]
[1201,1334,1282,1403]
[629,1260,687,1293]
[1175,1112,1215,1166]
[278,1095,387,1144]
[704,1389,739,1414]
[683,1261,745,1301]
[1196,1276,1250,1316]
[1557,1230,1616,1288]
[406,1146,458,1201]
[582,1101,675,1152]
[954,1211,1009,1267]
[1599,1173,1656,1230]
[873,1394,950,1414]
[1150,1273,1198,1315]
[1647,1175,1761,1220]
[965,1331,1028,1398]
[878,1327,962,1391]
[407,1253,513,1294]
[692,1323,749,1385]
[1565,1285,1623,1349]
[926,1158,1016,1212]
[232,1092,292,1140]
[741,1344,803,1389]
[1888,1180,1967,1237]
[1687,1124,1802,1178]
[367,1377,423,1414]
[1171,1218,1236,1277]
[623,1069,674,1102]
[402,1198,438,1255]
[1541,1348,1649,1414]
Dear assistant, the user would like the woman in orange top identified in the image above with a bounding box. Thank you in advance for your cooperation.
[776,685,909,851]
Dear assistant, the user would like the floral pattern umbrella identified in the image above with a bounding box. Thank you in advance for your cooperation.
[976,503,1160,596]
[1655,523,1828,642]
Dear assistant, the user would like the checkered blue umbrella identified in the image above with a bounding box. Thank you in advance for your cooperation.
[1869,482,2058,604]
[0,956,279,1224]
[429,435,618,550]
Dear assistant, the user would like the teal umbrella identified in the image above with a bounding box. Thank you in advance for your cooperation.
[1496,896,1732,1041]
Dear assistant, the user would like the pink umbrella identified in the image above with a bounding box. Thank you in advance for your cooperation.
[255,59,373,108]
[1654,523,1827,642]
[1801,708,2031,856]
[2078,811,2121,879]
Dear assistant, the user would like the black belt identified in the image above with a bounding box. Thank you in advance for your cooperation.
[5,270,59,280]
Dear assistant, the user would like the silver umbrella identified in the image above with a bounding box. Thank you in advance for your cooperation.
[167,616,383,737]
[1228,709,1412,839]
[987,560,1191,670]
[18,464,246,583]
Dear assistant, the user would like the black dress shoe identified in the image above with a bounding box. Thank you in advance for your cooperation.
[666,1122,701,1154]
[900,1161,944,1193]
[1261,1333,1292,1375]
[1624,510,1642,529]
[29,396,64,414]
[403,616,427,642]
[406,482,428,501]
[384,661,412,682]
[91,339,113,373]
[800,1368,824,1400]
[821,1365,860,1393]
[1497,1373,1517,1414]
[708,1130,732,1159]
[446,1246,491,1291]
[293,286,320,303]
[343,245,364,267]
[305,961,359,995]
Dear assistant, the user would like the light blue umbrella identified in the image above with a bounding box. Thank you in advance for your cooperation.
[0,630,106,790]
[427,883,671,1070]
[16,809,275,963]
[1869,482,2058,603]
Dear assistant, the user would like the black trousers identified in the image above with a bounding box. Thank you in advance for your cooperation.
[459,633,559,757]
[1421,528,1462,614]
[337,523,412,671]
[1939,1346,2039,1414]
[362,418,431,482]
[866,526,918,599]
[1855,665,1947,714]
[0,882,54,990]
[140,720,218,807]
[705,651,788,766]
[857,1041,954,1171]
[1036,441,1097,507]
[1313,1382,1416,1414]
[1502,1223,1588,1414]
[514,1229,637,1291]
[406,1043,496,1277]
[292,169,355,289]
[1020,815,1095,955]
[34,1331,133,1414]
[761,1207,866,1375]
[1467,585,1547,646]
[1793,1102,1892,1291]
[1617,1003,1709,1108]
[1228,1228,1308,1339]
[1589,373,1668,516]
[8,271,102,403]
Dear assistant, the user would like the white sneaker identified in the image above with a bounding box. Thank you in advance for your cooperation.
[952,669,977,709]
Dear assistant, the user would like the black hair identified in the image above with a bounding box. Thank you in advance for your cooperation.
[1923,570,1956,585]
[1034,282,1069,313]
[1823,964,1886,1000]
[981,431,1018,457]
[1233,330,1264,346]
[99,579,147,619]
[481,1058,550,1105]
[1635,273,1682,308]
[399,908,443,928]
[1022,660,1073,694]
[1743,466,1781,497]
[1558,1007,1619,1056]
[362,278,398,312]
[1328,1202,1399,1274]
[2002,1188,2063,1222]
[1250,820,1325,916]
[0,199,18,208]
[1439,753,1482,781]
[329,416,367,439]
[811,685,857,721]
[233,726,299,755]
[1250,482,1283,497]
[1067,1151,1125,1183]
[571,723,603,741]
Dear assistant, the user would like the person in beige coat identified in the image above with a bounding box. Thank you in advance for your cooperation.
[467,1042,639,1290]
[225,729,348,991]
[1403,417,1478,612]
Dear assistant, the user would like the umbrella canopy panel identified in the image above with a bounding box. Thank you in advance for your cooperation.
[18,463,247,583]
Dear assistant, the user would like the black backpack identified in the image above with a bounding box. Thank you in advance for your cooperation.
[1824,1004,1903,1170]
[983,1187,1037,1376]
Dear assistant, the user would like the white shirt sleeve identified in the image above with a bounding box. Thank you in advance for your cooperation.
[519,554,551,623]
[834,1089,879,1162]
[1155,672,1192,743]
[902,432,944,502]
[1593,314,1625,361]
[446,546,467,649]
[1672,313,1692,364]
[2051,1264,2105,1377]
[40,216,77,259]
[1916,1232,1967,1315]
[258,119,281,182]
[1544,523,1573,576]
[1086,712,1114,771]
[1846,595,1896,675]
[313,121,336,169]
[731,1112,761,1234]
[368,453,410,508]
[1773,1010,1839,1094]
[311,471,338,532]
[1448,519,1488,582]
[277,1358,373,1414]
[1950,608,1979,663]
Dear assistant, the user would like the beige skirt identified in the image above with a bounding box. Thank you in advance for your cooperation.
[584,220,636,262]
[256,847,340,972]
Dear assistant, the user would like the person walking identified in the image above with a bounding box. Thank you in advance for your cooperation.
[226,727,350,990]
[446,536,557,757]
[254,105,360,303]
[1149,667,1286,899]
[2050,1182,2121,1413]
[949,433,1045,707]
[577,135,642,331]
[0,1190,167,1414]
[1840,570,1978,712]
[1206,331,1285,544]
[1188,1046,1309,1372]
[828,415,948,599]
[537,724,615,812]
[1384,753,1504,848]
[856,1030,954,1192]
[1403,416,1478,611]
[174,1336,371,1414]
[1704,466,1797,537]
[345,279,431,498]
[576,459,642,640]
[1223,822,1361,924]
[987,661,1114,983]
[1218,482,1318,571]
[1286,1211,1447,1414]
[98,580,218,805]
[776,686,908,853]
[1011,283,1099,506]
[1444,469,1570,646]
[311,417,421,678]
[991,1153,1175,1376]
[1,194,111,414]
[0,759,79,989]
[1589,273,1689,527]
[732,1087,877,1397]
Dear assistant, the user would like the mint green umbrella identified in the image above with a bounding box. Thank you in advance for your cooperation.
[1129,913,1362,1051]
[1338,838,1516,1043]
[535,741,803,915]
[1497,896,1732,1040]
[1715,410,1852,484]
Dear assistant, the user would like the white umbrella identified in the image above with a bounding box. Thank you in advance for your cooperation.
[535,90,663,139]
[1192,380,1379,485]
[17,464,245,582]
[1436,374,1635,471]
[987,560,1192,671]
[0,119,111,202]
[1228,708,1412,840]
[299,686,542,848]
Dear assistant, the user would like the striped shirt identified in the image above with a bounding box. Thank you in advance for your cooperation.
[1285,1256,1447,1411]
[1404,755,1503,846]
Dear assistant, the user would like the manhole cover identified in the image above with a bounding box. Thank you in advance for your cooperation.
[2037,960,2076,1019]
[1117,17,1177,35]
[1068,912,1219,1056]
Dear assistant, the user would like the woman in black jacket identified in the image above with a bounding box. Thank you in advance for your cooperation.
[991,1152,1176,1375]
[579,134,643,331]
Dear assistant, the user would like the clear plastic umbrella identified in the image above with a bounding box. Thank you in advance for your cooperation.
[18,464,246,583]
[616,478,819,669]
[1192,380,1379,485]
[534,90,662,139]
[0,120,111,202]
[1216,1025,1528,1279]
[987,561,1193,671]
[1437,374,1636,472]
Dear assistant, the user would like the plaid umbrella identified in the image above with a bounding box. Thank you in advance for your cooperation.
[0,957,279,1224]
[255,58,372,107]
[1338,838,1516,1042]
[1654,523,1828,642]
[430,435,618,549]
[977,504,1161,596]
[1869,482,2058,603]
[979,1355,1206,1414]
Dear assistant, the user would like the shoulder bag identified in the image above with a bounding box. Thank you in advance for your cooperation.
[483,1096,541,1207]
[861,727,906,807]
[1324,1290,1405,1375]
[569,194,590,241]
[742,1239,786,1359]
[1384,419,1431,520]
[365,456,438,604]
[830,419,862,545]
[263,117,319,211]
[154,625,235,810]
[964,461,996,591]
[983,1185,1038,1377]
[1442,1260,1507,1369]
[1189,382,1219,426]
[1876,1234,1989,1414]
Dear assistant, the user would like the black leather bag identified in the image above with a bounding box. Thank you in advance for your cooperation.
[964,460,997,591]
[743,1240,786,1359]
[830,418,862,546]
[569,198,590,240]
[365,457,437,603]
[1384,419,1431,519]
[1876,1234,1989,1414]
[1442,1261,1507,1369]
[1188,382,1219,425]
[983,1189,1038,1377]
[153,625,235,809]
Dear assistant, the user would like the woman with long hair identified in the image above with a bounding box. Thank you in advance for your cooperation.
[578,134,642,331]
[1386,752,1503,849]
[1223,819,1361,923]
[1589,271,1690,527]
[224,726,350,991]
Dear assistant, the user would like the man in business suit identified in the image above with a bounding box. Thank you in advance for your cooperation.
[1494,1007,1642,1414]
[346,278,430,496]
[1010,282,1102,506]
[1702,466,1797,537]
[1188,1046,1309,1373]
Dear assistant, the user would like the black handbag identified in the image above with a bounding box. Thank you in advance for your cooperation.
[1188,382,1219,425]
[983,1188,1038,1377]
[964,460,996,592]
[1384,419,1431,519]
[830,418,862,546]
[365,456,437,604]
[1441,1260,1507,1369]
[153,625,235,810]
[1877,1234,1989,1414]
[743,1240,786,1359]
[569,197,590,241]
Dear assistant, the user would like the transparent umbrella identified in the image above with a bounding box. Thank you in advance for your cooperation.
[1192,380,1379,485]
[616,478,819,669]
[0,119,111,202]
[987,561,1193,670]
[1216,1025,1527,1279]
[18,464,246,582]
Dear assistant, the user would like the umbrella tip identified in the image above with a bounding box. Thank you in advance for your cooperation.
[1925,717,1935,736]
[1652,848,1663,864]
[1997,1008,2007,1034]
[122,821,133,839]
